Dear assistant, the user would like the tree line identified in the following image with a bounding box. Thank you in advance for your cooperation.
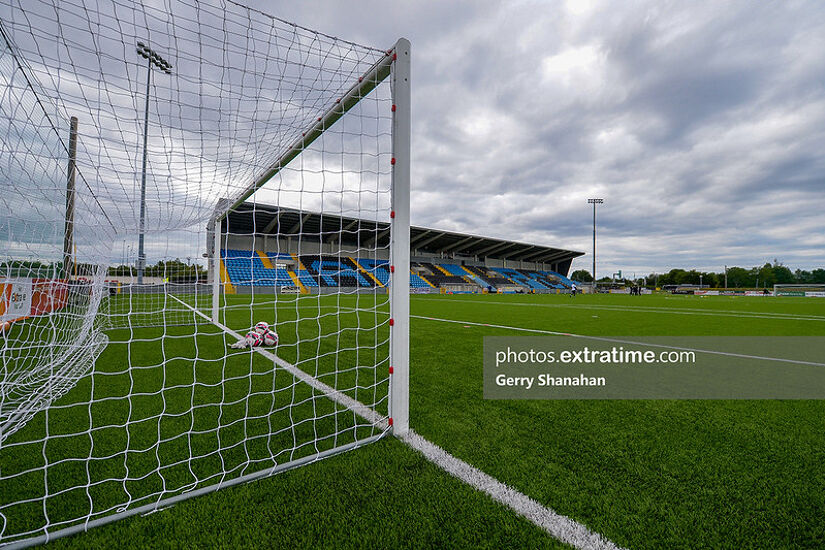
[1,260,206,283]
[108,259,207,282]
[571,261,825,288]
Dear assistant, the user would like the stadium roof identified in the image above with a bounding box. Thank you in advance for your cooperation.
[223,203,584,264]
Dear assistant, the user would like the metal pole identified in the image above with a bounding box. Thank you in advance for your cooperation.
[587,198,603,287]
[63,116,78,280]
[137,56,151,285]
[390,38,411,437]
[592,201,596,283]
[212,221,221,324]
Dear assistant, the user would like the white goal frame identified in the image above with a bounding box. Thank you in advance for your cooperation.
[207,38,410,437]
[1,32,410,549]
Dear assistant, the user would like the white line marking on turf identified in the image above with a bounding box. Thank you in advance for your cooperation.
[411,314,825,368]
[169,295,387,429]
[402,430,625,550]
[174,296,624,549]
[413,297,825,322]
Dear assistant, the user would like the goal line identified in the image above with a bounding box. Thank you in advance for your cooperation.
[168,294,388,429]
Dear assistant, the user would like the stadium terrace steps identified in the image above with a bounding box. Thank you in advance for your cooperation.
[416,262,467,286]
[350,257,385,287]
[287,270,307,293]
[291,253,306,271]
[359,259,392,286]
[489,268,524,287]
[438,264,487,288]
[461,264,516,287]
[222,249,299,287]
[543,270,574,287]
[218,259,236,294]
[490,268,551,289]
[297,271,319,287]
[219,250,577,292]
[461,269,490,289]
[256,250,275,269]
[411,271,433,288]
[303,256,373,288]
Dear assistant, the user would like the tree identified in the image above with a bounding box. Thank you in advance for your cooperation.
[725,267,753,288]
[570,269,593,282]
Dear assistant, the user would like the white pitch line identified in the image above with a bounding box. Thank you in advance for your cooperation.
[169,294,386,428]
[173,296,624,549]
[411,314,825,368]
[402,430,625,550]
[412,297,825,322]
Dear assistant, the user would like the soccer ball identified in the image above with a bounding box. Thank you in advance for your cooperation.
[245,331,263,347]
[254,321,269,335]
[262,330,278,346]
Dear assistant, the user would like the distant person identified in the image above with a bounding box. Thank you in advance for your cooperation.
[570,282,577,297]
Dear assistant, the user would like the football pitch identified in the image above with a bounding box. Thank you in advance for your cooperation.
[6,292,825,548]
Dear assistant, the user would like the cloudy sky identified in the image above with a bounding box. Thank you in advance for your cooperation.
[261,0,825,276]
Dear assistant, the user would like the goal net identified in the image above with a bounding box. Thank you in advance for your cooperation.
[0,0,409,546]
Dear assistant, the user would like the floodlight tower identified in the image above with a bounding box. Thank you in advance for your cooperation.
[136,42,172,284]
[587,198,604,285]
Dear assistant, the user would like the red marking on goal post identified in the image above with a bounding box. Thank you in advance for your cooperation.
[389,366,394,374]
[389,318,394,326]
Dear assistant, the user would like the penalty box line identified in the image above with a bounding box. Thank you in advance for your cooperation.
[173,298,625,549]
[412,314,825,368]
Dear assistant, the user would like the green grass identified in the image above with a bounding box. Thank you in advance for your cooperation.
[3,292,825,548]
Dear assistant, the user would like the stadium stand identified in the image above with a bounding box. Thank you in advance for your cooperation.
[302,256,372,287]
[410,271,432,288]
[439,263,472,279]
[415,262,467,286]
[221,250,443,290]
[490,268,549,289]
[222,249,580,293]
[358,258,390,286]
[437,263,491,289]
[223,249,294,286]
[544,270,575,287]
[220,204,584,292]
[462,265,511,286]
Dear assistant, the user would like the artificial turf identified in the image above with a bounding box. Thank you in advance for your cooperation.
[3,292,824,548]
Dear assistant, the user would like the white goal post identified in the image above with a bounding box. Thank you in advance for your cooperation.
[0,1,410,546]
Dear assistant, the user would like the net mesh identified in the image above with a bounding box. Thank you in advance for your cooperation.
[0,0,399,545]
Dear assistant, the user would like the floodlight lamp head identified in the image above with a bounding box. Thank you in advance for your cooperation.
[587,198,604,204]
